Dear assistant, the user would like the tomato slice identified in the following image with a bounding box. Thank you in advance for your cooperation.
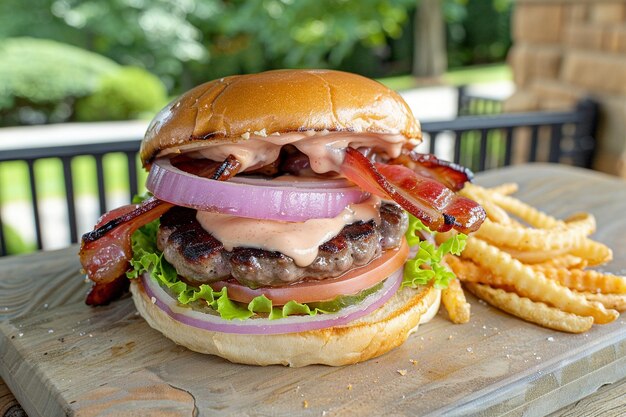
[211,239,409,305]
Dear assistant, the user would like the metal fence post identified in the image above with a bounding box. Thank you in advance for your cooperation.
[572,98,599,169]
[456,85,467,116]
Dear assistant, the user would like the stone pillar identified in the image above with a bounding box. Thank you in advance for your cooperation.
[506,0,626,177]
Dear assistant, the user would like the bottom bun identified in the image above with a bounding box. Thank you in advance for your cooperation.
[130,279,441,367]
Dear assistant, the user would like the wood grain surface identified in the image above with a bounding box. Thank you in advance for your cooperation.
[0,163,625,417]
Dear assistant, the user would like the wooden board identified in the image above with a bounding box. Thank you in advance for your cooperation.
[1,163,625,417]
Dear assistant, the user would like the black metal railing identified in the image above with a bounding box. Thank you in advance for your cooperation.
[456,85,503,116]
[0,98,598,256]
[423,99,597,173]
[0,141,142,255]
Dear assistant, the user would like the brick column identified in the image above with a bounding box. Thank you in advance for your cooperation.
[506,0,626,177]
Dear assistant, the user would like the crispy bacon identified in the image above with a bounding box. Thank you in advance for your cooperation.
[388,151,472,192]
[81,155,242,306]
[80,198,173,305]
[86,276,130,306]
[172,154,243,181]
[340,148,485,233]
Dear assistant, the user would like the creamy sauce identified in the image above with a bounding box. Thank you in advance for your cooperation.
[160,131,406,173]
[196,196,381,266]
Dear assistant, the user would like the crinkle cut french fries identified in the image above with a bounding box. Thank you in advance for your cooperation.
[441,277,471,324]
[444,183,624,333]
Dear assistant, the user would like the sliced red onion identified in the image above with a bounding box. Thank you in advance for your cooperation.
[140,267,403,335]
[230,175,353,189]
[146,158,368,221]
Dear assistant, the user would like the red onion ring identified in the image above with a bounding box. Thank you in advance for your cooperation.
[230,175,353,189]
[140,266,403,335]
[146,158,368,221]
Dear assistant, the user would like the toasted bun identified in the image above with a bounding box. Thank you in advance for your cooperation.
[130,279,440,367]
[140,69,421,166]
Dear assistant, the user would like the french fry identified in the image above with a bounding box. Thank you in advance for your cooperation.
[462,237,619,324]
[532,266,626,294]
[501,246,571,264]
[441,277,471,324]
[579,292,626,312]
[450,181,621,332]
[532,255,588,270]
[487,183,518,196]
[473,218,591,252]
[445,255,506,286]
[564,212,596,236]
[463,183,561,229]
[480,199,511,224]
[460,187,511,224]
[467,185,595,235]
[465,283,594,333]
[569,238,613,266]
[490,194,560,229]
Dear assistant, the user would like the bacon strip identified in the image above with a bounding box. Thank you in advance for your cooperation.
[80,198,173,304]
[340,148,485,233]
[85,274,130,306]
[388,151,472,192]
[81,155,242,306]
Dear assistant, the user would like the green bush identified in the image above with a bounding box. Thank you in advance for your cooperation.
[74,67,168,121]
[0,37,120,125]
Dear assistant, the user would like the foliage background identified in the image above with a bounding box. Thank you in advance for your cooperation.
[0,0,512,125]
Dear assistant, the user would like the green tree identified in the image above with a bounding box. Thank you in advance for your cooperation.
[0,0,415,92]
[444,0,513,68]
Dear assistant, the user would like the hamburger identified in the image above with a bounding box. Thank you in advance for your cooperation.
[79,69,485,367]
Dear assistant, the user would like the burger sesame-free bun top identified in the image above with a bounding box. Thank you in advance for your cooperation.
[140,69,421,166]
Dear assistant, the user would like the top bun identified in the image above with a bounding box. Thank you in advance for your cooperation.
[140,69,421,166]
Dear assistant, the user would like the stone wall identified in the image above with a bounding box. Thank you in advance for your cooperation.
[506,0,626,177]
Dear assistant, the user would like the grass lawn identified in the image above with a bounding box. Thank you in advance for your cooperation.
[0,154,148,203]
[377,63,511,91]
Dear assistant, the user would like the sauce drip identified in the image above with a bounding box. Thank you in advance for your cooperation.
[196,196,381,266]
[160,131,406,174]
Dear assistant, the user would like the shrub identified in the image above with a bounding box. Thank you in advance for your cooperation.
[0,37,120,125]
[75,67,168,121]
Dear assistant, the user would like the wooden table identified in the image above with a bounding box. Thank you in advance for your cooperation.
[0,163,625,417]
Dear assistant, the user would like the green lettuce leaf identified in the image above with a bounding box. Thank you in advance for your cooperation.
[214,288,253,320]
[402,214,467,289]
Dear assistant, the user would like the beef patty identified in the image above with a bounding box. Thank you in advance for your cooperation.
[157,203,408,288]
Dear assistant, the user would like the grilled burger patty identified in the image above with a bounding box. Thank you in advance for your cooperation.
[157,204,408,288]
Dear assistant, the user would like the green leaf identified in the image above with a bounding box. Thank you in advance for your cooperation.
[405,215,434,247]
[214,288,253,320]
[417,240,439,263]
[283,300,316,317]
[178,284,215,305]
[402,213,467,290]
[437,233,467,257]
[269,307,285,321]
[248,295,273,314]
[432,263,456,289]
[403,257,436,286]
[132,192,153,204]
